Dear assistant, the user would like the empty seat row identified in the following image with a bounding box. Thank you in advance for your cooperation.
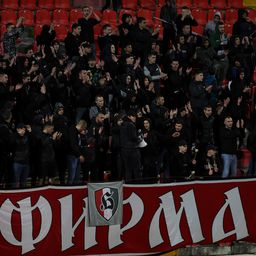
[1,0,70,10]
[122,0,245,10]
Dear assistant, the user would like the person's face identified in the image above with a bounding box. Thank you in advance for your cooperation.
[23,76,31,84]
[157,97,165,105]
[83,7,91,17]
[53,43,60,51]
[182,25,191,35]
[104,26,112,35]
[58,108,64,115]
[74,26,81,35]
[126,56,134,65]
[88,59,96,67]
[129,115,136,123]
[224,117,233,129]
[179,144,188,153]
[96,114,105,124]
[171,61,179,71]
[7,24,15,32]
[125,16,132,24]
[218,25,225,34]
[148,55,157,64]
[144,77,149,86]
[213,15,220,23]
[26,49,34,58]
[0,74,8,84]
[80,70,89,81]
[175,123,183,131]
[182,8,189,17]
[143,120,150,130]
[125,44,133,53]
[126,75,131,84]
[179,36,185,44]
[17,127,26,136]
[139,20,147,29]
[239,72,245,79]
[96,97,104,107]
[204,107,212,117]
[84,46,92,54]
[207,149,216,156]
[195,72,204,82]
[110,44,116,54]
[203,40,210,48]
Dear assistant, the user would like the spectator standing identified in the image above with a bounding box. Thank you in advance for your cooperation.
[67,120,86,184]
[39,122,61,185]
[204,12,222,37]
[78,6,101,56]
[219,116,241,178]
[175,6,198,34]
[64,23,82,60]
[3,17,24,58]
[160,0,177,53]
[11,123,31,188]
[120,111,141,183]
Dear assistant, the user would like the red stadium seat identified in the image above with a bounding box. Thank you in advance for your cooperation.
[225,9,238,24]
[54,0,71,9]
[70,9,83,24]
[154,7,162,25]
[1,25,7,39]
[224,23,232,35]
[1,10,17,25]
[140,0,156,10]
[192,25,204,35]
[153,23,163,40]
[227,0,243,9]
[176,0,192,8]
[38,0,54,10]
[53,9,69,25]
[18,10,34,26]
[137,9,154,27]
[2,0,19,9]
[210,0,227,9]
[193,0,210,9]
[94,24,102,41]
[192,9,207,25]
[20,0,37,10]
[158,0,165,7]
[54,24,68,40]
[248,9,256,22]
[36,9,52,25]
[118,9,136,23]
[102,10,117,26]
[34,24,43,38]
[122,0,137,10]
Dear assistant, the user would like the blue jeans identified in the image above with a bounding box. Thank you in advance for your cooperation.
[67,155,81,185]
[12,162,29,188]
[247,153,256,176]
[221,154,237,178]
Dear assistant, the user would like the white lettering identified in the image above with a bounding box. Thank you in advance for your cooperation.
[108,192,144,249]
[0,196,52,254]
[149,190,204,248]
[212,187,249,242]
[58,195,97,251]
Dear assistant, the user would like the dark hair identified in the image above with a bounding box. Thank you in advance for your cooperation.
[72,23,80,31]
[137,17,146,25]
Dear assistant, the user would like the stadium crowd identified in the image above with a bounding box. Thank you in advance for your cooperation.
[0,0,256,188]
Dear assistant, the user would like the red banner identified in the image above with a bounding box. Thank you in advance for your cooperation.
[0,179,256,255]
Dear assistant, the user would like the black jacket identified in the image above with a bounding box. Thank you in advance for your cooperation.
[120,119,139,149]
[11,133,30,164]
[219,127,240,154]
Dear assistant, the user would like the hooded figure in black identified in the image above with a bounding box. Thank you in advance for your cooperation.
[118,14,134,49]
[233,9,256,38]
